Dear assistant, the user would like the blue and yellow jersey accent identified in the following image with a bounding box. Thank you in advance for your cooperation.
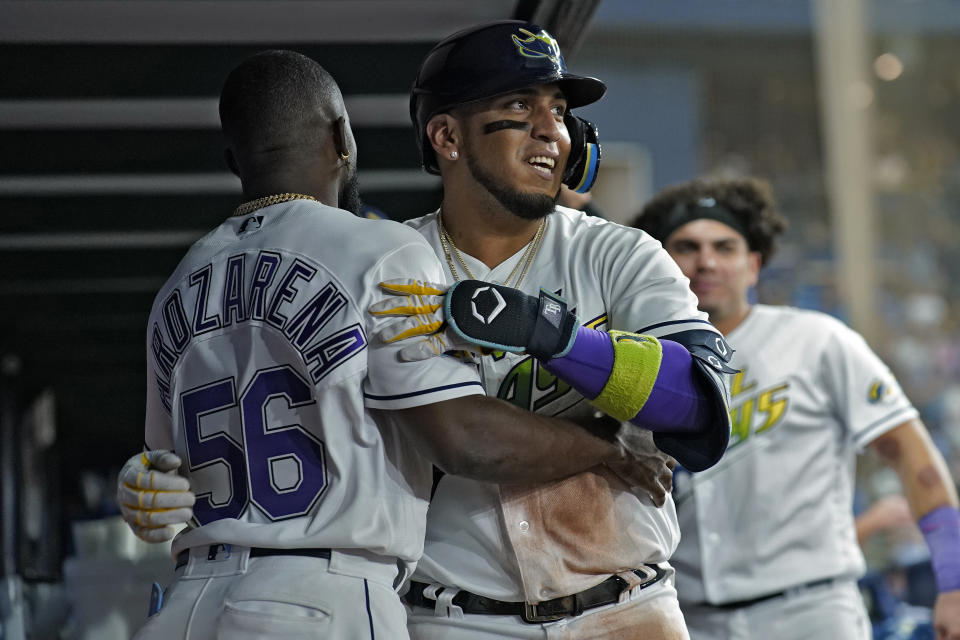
[495,310,607,412]
[728,366,790,448]
[358,204,390,220]
[867,379,890,404]
[584,312,607,330]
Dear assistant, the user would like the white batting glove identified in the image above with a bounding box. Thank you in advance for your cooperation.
[369,279,481,361]
[116,450,195,543]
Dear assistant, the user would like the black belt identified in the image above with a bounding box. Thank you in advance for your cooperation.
[175,545,331,571]
[714,577,838,610]
[405,564,666,624]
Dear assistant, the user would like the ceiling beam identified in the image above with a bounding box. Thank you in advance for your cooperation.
[0,1,515,44]
[0,170,439,196]
[0,231,204,251]
[0,96,410,129]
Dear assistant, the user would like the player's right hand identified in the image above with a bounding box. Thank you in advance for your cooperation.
[605,427,676,507]
[116,450,195,543]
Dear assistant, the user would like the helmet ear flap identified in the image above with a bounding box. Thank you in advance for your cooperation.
[412,90,444,175]
[562,113,601,194]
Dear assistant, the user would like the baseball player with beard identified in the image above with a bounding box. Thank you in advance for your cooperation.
[366,21,735,639]
[123,49,664,640]
[631,177,960,640]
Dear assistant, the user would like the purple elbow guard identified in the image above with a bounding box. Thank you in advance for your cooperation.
[919,505,960,592]
[633,339,703,433]
[543,327,705,434]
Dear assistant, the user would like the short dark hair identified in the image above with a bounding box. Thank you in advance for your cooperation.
[219,50,340,156]
[631,177,788,267]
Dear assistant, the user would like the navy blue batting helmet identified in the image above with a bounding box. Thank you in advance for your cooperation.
[410,20,606,191]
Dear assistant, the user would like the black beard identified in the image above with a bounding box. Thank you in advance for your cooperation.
[466,153,558,220]
[338,171,362,216]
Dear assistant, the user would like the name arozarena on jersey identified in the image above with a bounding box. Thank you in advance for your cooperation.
[150,248,365,413]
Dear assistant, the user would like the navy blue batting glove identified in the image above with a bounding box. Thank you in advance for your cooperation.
[444,280,579,361]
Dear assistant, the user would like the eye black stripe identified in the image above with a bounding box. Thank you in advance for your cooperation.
[483,120,530,134]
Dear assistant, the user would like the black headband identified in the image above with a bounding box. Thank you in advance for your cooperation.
[661,197,750,245]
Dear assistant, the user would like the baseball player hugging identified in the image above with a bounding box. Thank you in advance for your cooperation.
[124,48,672,640]
[148,246,363,422]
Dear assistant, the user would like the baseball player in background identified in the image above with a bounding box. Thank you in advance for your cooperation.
[367,20,735,639]
[632,177,960,640]
[123,49,663,640]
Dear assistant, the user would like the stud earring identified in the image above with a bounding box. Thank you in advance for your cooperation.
[450,151,458,160]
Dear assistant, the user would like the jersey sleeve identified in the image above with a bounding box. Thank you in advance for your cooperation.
[144,311,175,451]
[362,238,484,410]
[820,320,919,450]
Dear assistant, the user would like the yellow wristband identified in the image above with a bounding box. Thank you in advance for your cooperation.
[590,331,662,421]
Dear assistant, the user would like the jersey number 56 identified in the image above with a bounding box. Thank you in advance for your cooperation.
[180,365,327,524]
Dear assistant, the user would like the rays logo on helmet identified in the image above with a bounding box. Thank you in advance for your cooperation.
[511,28,561,64]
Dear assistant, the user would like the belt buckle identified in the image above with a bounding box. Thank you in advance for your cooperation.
[522,603,566,623]
[521,595,577,623]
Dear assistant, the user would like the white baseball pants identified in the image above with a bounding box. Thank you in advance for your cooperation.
[681,580,870,640]
[132,546,409,640]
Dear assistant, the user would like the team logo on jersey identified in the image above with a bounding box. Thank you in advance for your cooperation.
[727,366,790,449]
[238,215,264,235]
[496,310,605,413]
[471,286,506,324]
[512,28,562,65]
[868,379,891,404]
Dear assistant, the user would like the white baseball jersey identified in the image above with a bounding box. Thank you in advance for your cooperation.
[143,199,483,574]
[405,207,721,603]
[671,304,919,605]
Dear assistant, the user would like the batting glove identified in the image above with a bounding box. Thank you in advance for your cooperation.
[369,279,482,361]
[370,279,579,362]
[116,450,195,543]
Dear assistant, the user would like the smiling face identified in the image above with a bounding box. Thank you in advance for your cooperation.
[457,83,571,219]
[663,218,761,331]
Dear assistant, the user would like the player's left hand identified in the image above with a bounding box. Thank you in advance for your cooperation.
[372,279,579,363]
[117,450,195,543]
[934,590,960,640]
[369,279,482,361]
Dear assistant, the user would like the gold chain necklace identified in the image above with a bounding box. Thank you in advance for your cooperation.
[437,210,547,289]
[232,193,318,217]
